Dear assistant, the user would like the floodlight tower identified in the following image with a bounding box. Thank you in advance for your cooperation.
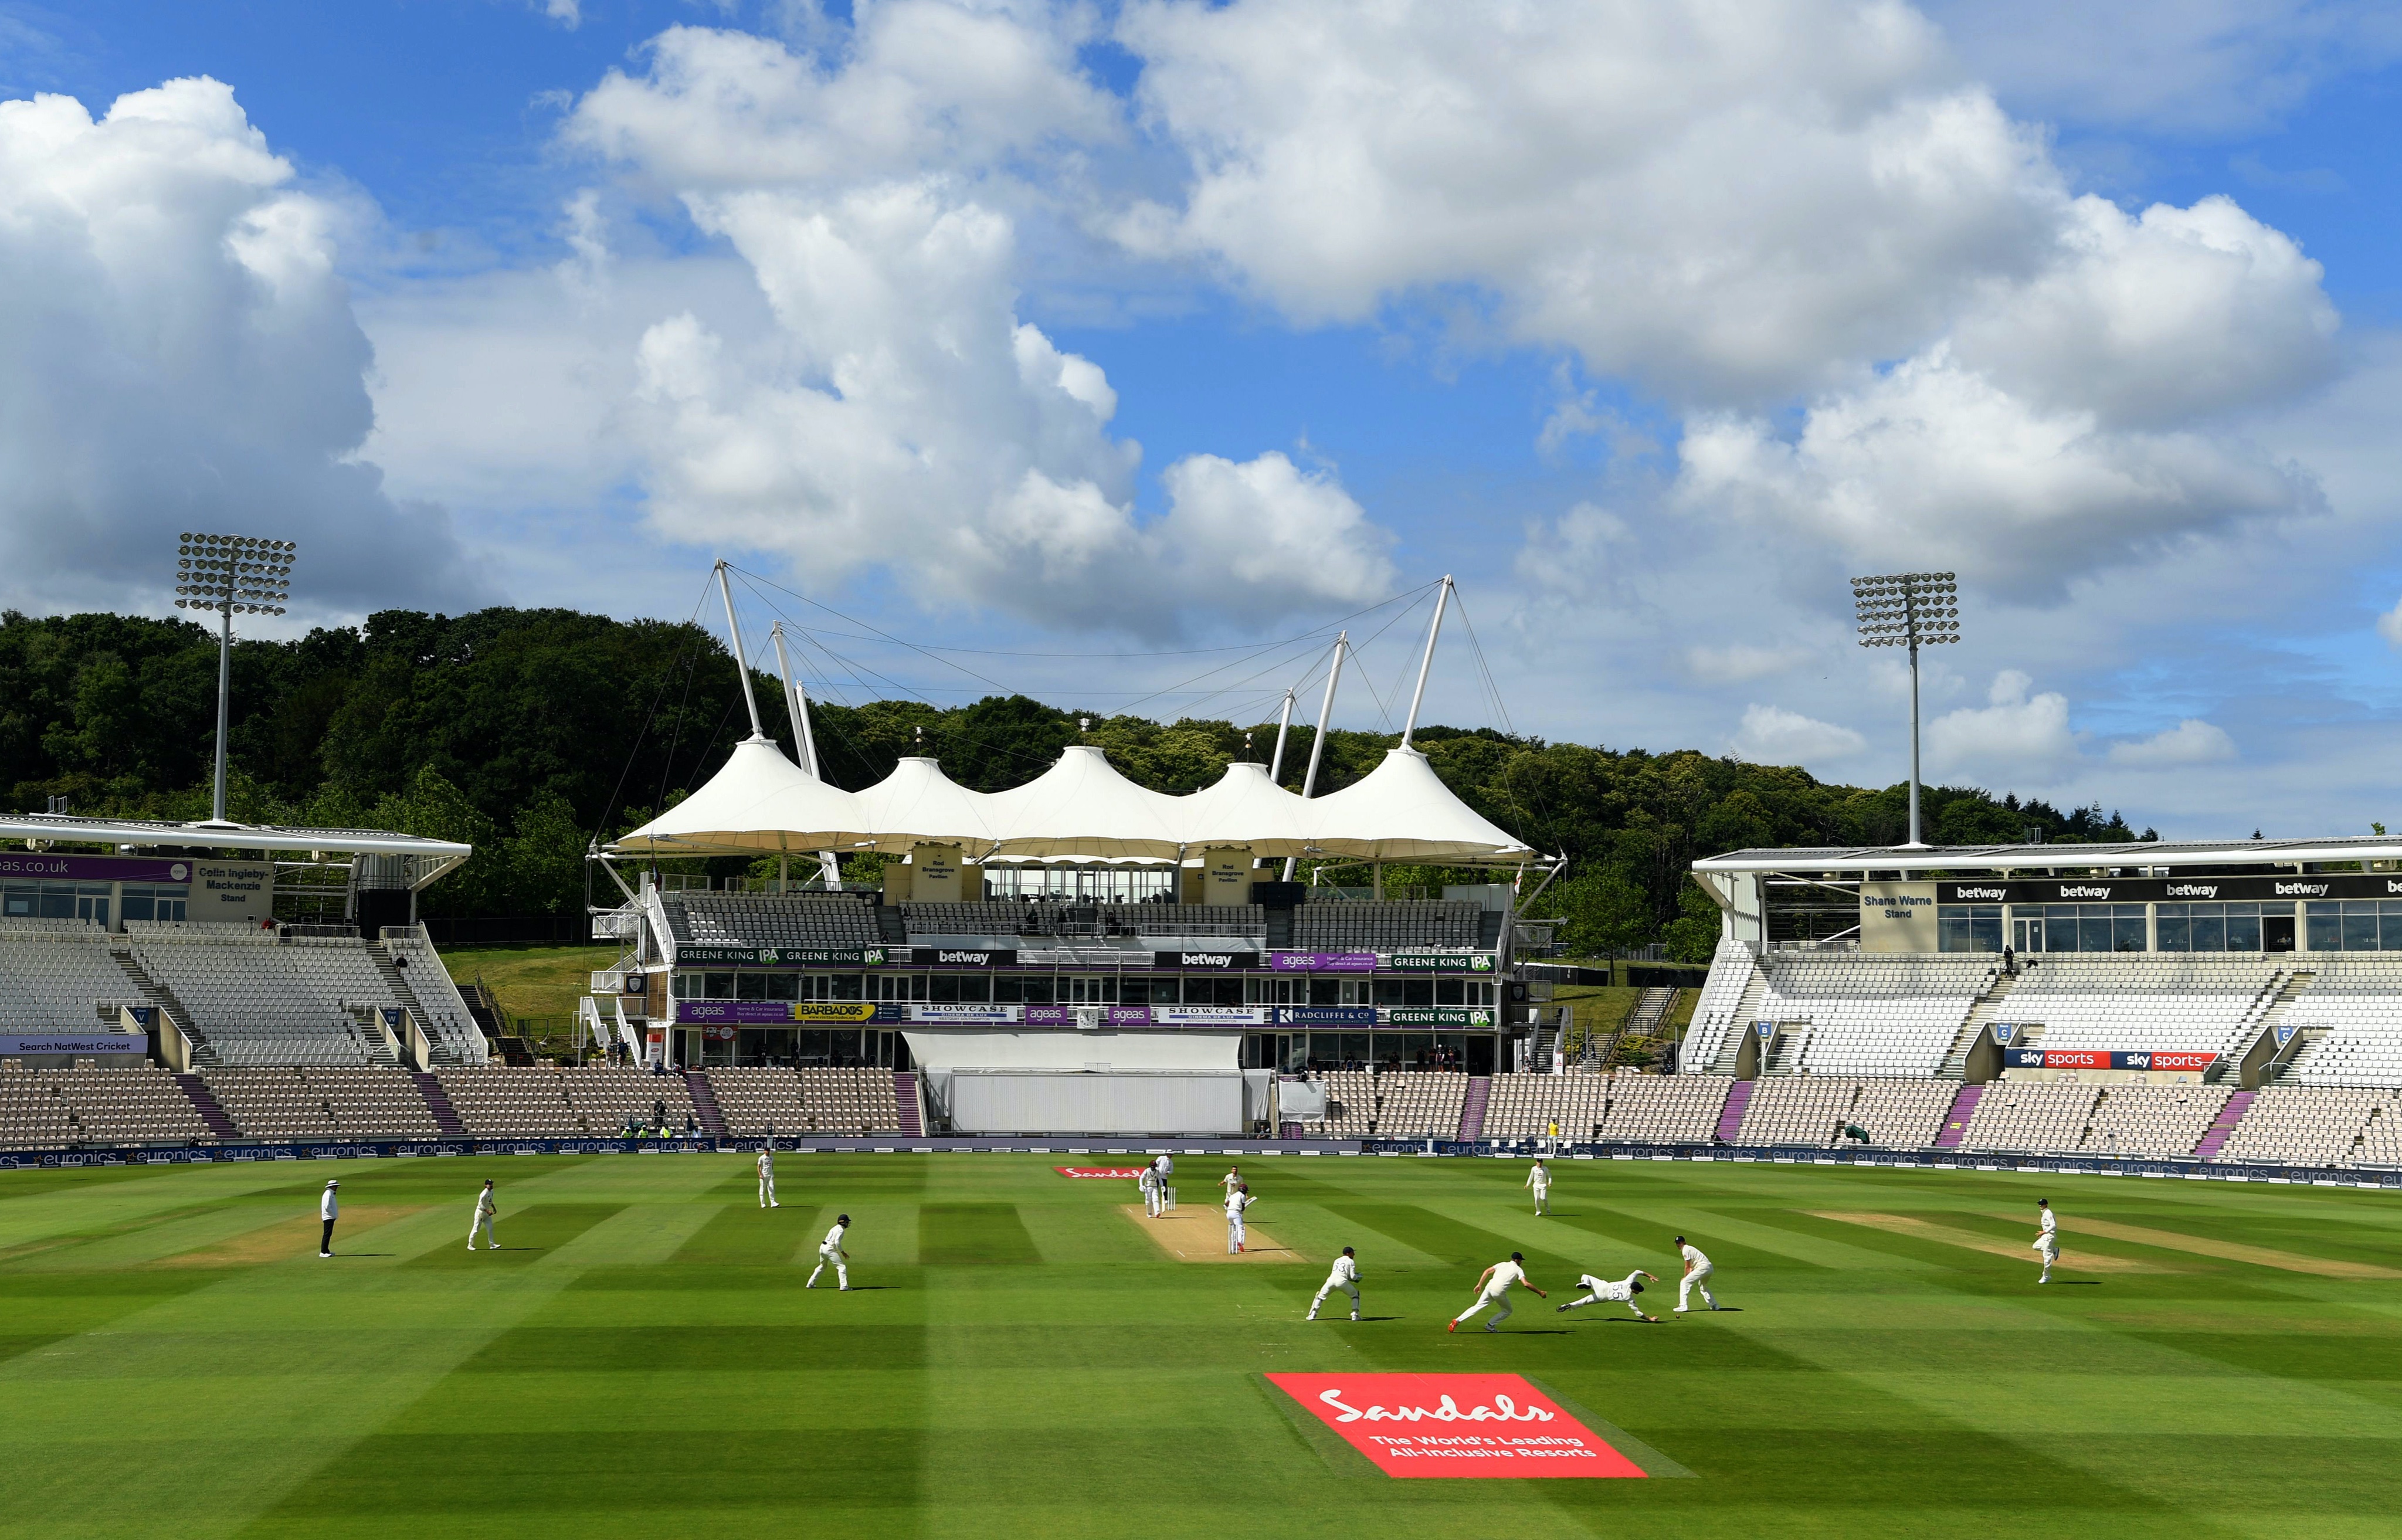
[1851,571,1959,850]
[173,532,296,826]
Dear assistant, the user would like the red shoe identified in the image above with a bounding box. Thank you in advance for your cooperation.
[1447,1320,1457,1334]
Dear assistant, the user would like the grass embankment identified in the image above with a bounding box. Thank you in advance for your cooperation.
[4,1154,2397,1537]
[439,944,621,1059]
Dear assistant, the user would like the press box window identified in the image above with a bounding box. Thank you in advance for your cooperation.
[120,885,189,923]
[1938,905,2002,952]
[2040,904,2147,952]
[2305,900,2402,952]
[2159,903,2289,952]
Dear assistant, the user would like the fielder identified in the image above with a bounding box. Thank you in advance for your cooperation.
[469,1179,498,1250]
[1308,1246,1362,1321]
[1526,1158,1552,1215]
[2033,1197,2060,1284]
[1674,1235,1719,1312]
[758,1146,779,1209]
[1225,1184,1254,1253]
[1558,1269,1659,1321]
[806,1214,851,1290]
[1221,1165,1243,1200]
[1450,1251,1547,1332]
[1152,1152,1174,1193]
[1138,1163,1162,1217]
[318,1179,338,1258]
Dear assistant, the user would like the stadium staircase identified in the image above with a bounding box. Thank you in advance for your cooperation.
[173,1074,238,1140]
[1762,1026,1809,1076]
[373,944,471,1063]
[684,1071,727,1138]
[110,949,202,1063]
[2191,1090,2256,1159]
[1943,972,2018,1076]
[1264,907,1294,949]
[1714,1080,1753,1142]
[1712,972,1770,1074]
[412,1073,467,1137]
[874,906,909,945]
[894,1072,923,1137]
[1457,1077,1490,1140]
[2241,973,2317,1081]
[1932,1084,1983,1149]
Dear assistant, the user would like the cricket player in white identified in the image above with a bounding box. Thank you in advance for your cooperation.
[1450,1251,1547,1332]
[2033,1198,2060,1283]
[318,1179,338,1258]
[1221,1165,1242,1200]
[1526,1159,1552,1215]
[1138,1164,1162,1217]
[1675,1235,1719,1312]
[1559,1269,1659,1321]
[1308,1246,1362,1321]
[806,1213,851,1290]
[1153,1153,1173,1190]
[757,1146,778,1209]
[468,1180,498,1250]
[1225,1185,1254,1253]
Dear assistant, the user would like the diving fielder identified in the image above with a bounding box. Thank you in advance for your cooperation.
[758,1146,779,1209]
[1225,1184,1254,1253]
[1450,1251,1546,1332]
[1559,1268,1659,1321]
[1675,1235,1719,1311]
[1526,1158,1552,1215]
[469,1179,498,1250]
[1308,1247,1362,1321]
[807,1214,851,1290]
[2033,1198,2059,1284]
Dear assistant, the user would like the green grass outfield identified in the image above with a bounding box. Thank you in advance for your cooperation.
[5,1152,2401,1539]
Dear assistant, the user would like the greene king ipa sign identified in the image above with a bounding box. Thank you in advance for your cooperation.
[1267,1373,1644,1478]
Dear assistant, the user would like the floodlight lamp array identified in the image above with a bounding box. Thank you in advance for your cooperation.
[1850,571,1959,649]
[172,532,297,616]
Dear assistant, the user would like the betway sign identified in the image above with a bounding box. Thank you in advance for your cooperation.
[1937,876,2401,904]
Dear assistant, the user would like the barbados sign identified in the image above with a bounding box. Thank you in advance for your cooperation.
[1267,1373,1644,1478]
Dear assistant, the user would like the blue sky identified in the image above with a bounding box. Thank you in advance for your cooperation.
[5,0,2402,836]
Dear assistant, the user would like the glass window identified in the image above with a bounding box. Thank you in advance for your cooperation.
[928,973,960,1003]
[701,972,735,999]
[2156,904,2190,952]
[2383,901,2402,952]
[764,974,798,1002]
[1467,981,1494,1006]
[2227,904,2263,951]
[1434,978,1463,1005]
[1372,979,1406,1006]
[122,884,185,922]
[2113,905,2147,952]
[736,973,769,1000]
[2342,903,2381,952]
[1,884,32,917]
[1939,905,2003,953]
[2305,902,2340,953]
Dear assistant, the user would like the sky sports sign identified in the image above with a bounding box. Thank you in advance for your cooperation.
[2004,1049,2217,1071]
[1937,877,2402,904]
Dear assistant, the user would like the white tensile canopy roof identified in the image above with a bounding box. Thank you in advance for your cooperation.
[614,737,875,854]
[984,745,1187,860]
[1176,760,1317,857]
[609,740,1532,862]
[852,757,999,856]
[1305,746,1533,861]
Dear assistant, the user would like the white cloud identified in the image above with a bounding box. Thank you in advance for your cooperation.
[1733,703,1867,765]
[1922,0,2402,138]
[1687,644,1807,685]
[2108,718,2237,766]
[2378,596,2402,649]
[1927,669,2077,776]
[0,78,484,616]
[541,0,582,28]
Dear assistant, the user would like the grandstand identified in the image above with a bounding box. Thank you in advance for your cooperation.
[705,1067,904,1135]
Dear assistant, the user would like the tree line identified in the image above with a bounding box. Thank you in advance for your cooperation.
[0,608,2152,956]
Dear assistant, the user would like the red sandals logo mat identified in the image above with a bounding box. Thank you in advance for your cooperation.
[1267,1373,1645,1478]
[1054,1167,1147,1178]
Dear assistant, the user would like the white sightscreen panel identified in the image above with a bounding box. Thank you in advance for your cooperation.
[903,1030,1240,1073]
[947,1072,1244,1135]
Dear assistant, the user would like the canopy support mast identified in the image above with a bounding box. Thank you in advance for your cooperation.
[715,561,766,741]
[1283,632,1347,883]
[769,620,842,891]
[1399,575,1453,749]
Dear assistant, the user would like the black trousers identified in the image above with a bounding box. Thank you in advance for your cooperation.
[321,1217,335,1254]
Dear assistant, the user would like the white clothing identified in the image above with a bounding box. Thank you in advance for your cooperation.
[1224,1192,1251,1252]
[1677,1246,1718,1311]
[1325,1254,1360,1287]
[1563,1271,1648,1317]
[320,1189,338,1221]
[1153,1155,1173,1181]
[1526,1166,1551,1190]
[1308,1256,1362,1319]
[1481,1260,1528,1297]
[807,1222,850,1289]
[1454,1268,1521,1330]
[1222,1170,1243,1196]
[1139,1168,1161,1217]
[2040,1207,2058,1236]
[467,1188,497,1248]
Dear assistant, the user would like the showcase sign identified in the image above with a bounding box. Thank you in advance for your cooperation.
[1266,1373,1644,1479]
[906,1004,1020,1023]
[1151,1005,1269,1025]
[674,946,889,967]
